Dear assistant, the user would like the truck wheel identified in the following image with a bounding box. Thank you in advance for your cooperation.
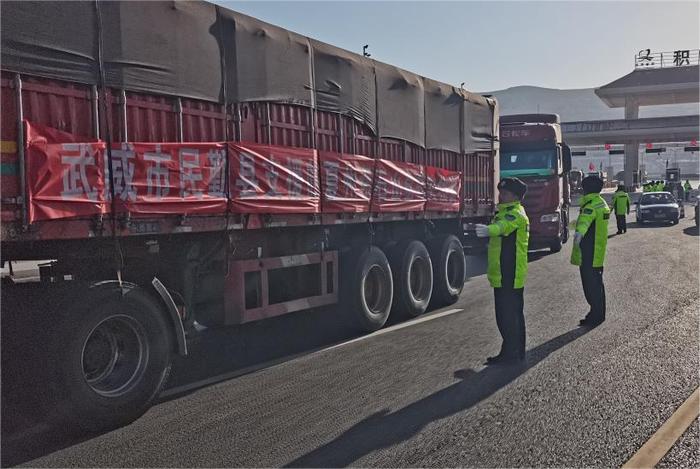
[429,235,466,305]
[388,240,433,318]
[47,284,173,433]
[343,246,393,332]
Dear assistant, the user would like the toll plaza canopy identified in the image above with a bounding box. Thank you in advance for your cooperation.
[0,0,496,153]
[595,65,700,107]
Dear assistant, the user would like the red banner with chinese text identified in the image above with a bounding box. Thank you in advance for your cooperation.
[229,142,320,214]
[319,151,374,213]
[26,121,107,222]
[371,160,426,212]
[426,166,461,212]
[25,122,466,222]
[116,142,228,215]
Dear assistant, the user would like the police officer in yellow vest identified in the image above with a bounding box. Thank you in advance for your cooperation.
[572,175,610,326]
[611,185,631,234]
[475,178,529,365]
[684,180,692,201]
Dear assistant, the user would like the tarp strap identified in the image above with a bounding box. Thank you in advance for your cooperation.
[94,0,123,273]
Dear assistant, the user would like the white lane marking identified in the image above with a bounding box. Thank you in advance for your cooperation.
[161,308,464,398]
[623,387,700,468]
[321,308,464,352]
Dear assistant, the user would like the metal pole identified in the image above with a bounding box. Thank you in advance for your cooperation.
[175,97,184,142]
[234,103,242,142]
[265,102,272,144]
[337,113,344,153]
[91,85,101,139]
[14,74,27,230]
[120,89,128,142]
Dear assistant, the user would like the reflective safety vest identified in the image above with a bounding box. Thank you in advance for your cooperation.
[642,184,650,192]
[571,193,610,268]
[684,181,692,191]
[487,201,530,289]
[612,191,631,215]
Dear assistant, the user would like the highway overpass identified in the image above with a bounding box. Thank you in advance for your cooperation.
[562,114,699,145]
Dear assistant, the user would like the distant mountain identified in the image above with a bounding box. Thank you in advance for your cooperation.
[481,85,699,121]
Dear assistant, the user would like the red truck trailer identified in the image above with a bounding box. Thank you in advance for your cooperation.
[1,1,498,431]
[499,114,572,252]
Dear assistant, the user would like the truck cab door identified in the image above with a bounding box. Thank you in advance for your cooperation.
[561,144,572,204]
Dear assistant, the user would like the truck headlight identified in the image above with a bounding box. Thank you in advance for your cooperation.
[540,213,560,223]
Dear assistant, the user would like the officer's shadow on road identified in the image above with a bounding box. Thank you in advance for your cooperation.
[285,327,591,468]
[683,225,699,236]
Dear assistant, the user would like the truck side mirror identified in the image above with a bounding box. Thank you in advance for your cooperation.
[562,144,572,173]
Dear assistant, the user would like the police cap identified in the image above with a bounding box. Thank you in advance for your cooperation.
[582,175,604,194]
[498,177,527,199]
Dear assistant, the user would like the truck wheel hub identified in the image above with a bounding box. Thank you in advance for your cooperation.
[81,315,149,398]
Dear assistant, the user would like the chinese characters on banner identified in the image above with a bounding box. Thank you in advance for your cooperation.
[426,166,462,212]
[25,121,463,222]
[25,121,107,222]
[229,143,320,214]
[122,143,228,215]
[319,152,374,213]
[373,160,426,212]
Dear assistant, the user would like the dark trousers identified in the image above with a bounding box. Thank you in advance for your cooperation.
[493,287,525,358]
[579,265,605,323]
[615,214,627,233]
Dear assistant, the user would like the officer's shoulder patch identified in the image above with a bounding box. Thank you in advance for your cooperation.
[505,214,516,221]
[583,208,594,214]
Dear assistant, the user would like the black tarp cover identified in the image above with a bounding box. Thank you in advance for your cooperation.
[311,39,376,133]
[100,1,223,101]
[1,1,99,85]
[219,9,312,105]
[374,61,425,147]
[1,0,497,149]
[463,93,497,152]
[424,78,462,152]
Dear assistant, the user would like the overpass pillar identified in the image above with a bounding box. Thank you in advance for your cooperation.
[624,141,640,189]
[624,98,640,189]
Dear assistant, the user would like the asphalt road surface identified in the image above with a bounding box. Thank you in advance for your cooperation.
[2,209,698,467]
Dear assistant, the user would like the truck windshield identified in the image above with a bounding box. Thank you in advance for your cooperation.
[500,149,556,177]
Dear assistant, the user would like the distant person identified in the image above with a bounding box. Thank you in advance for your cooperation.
[474,178,529,365]
[612,185,631,234]
[684,180,692,201]
[571,175,610,327]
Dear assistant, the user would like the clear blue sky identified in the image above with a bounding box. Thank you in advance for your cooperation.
[219,1,700,92]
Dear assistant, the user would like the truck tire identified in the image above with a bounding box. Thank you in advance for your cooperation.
[429,235,466,306]
[47,284,173,433]
[388,240,433,318]
[343,246,393,332]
